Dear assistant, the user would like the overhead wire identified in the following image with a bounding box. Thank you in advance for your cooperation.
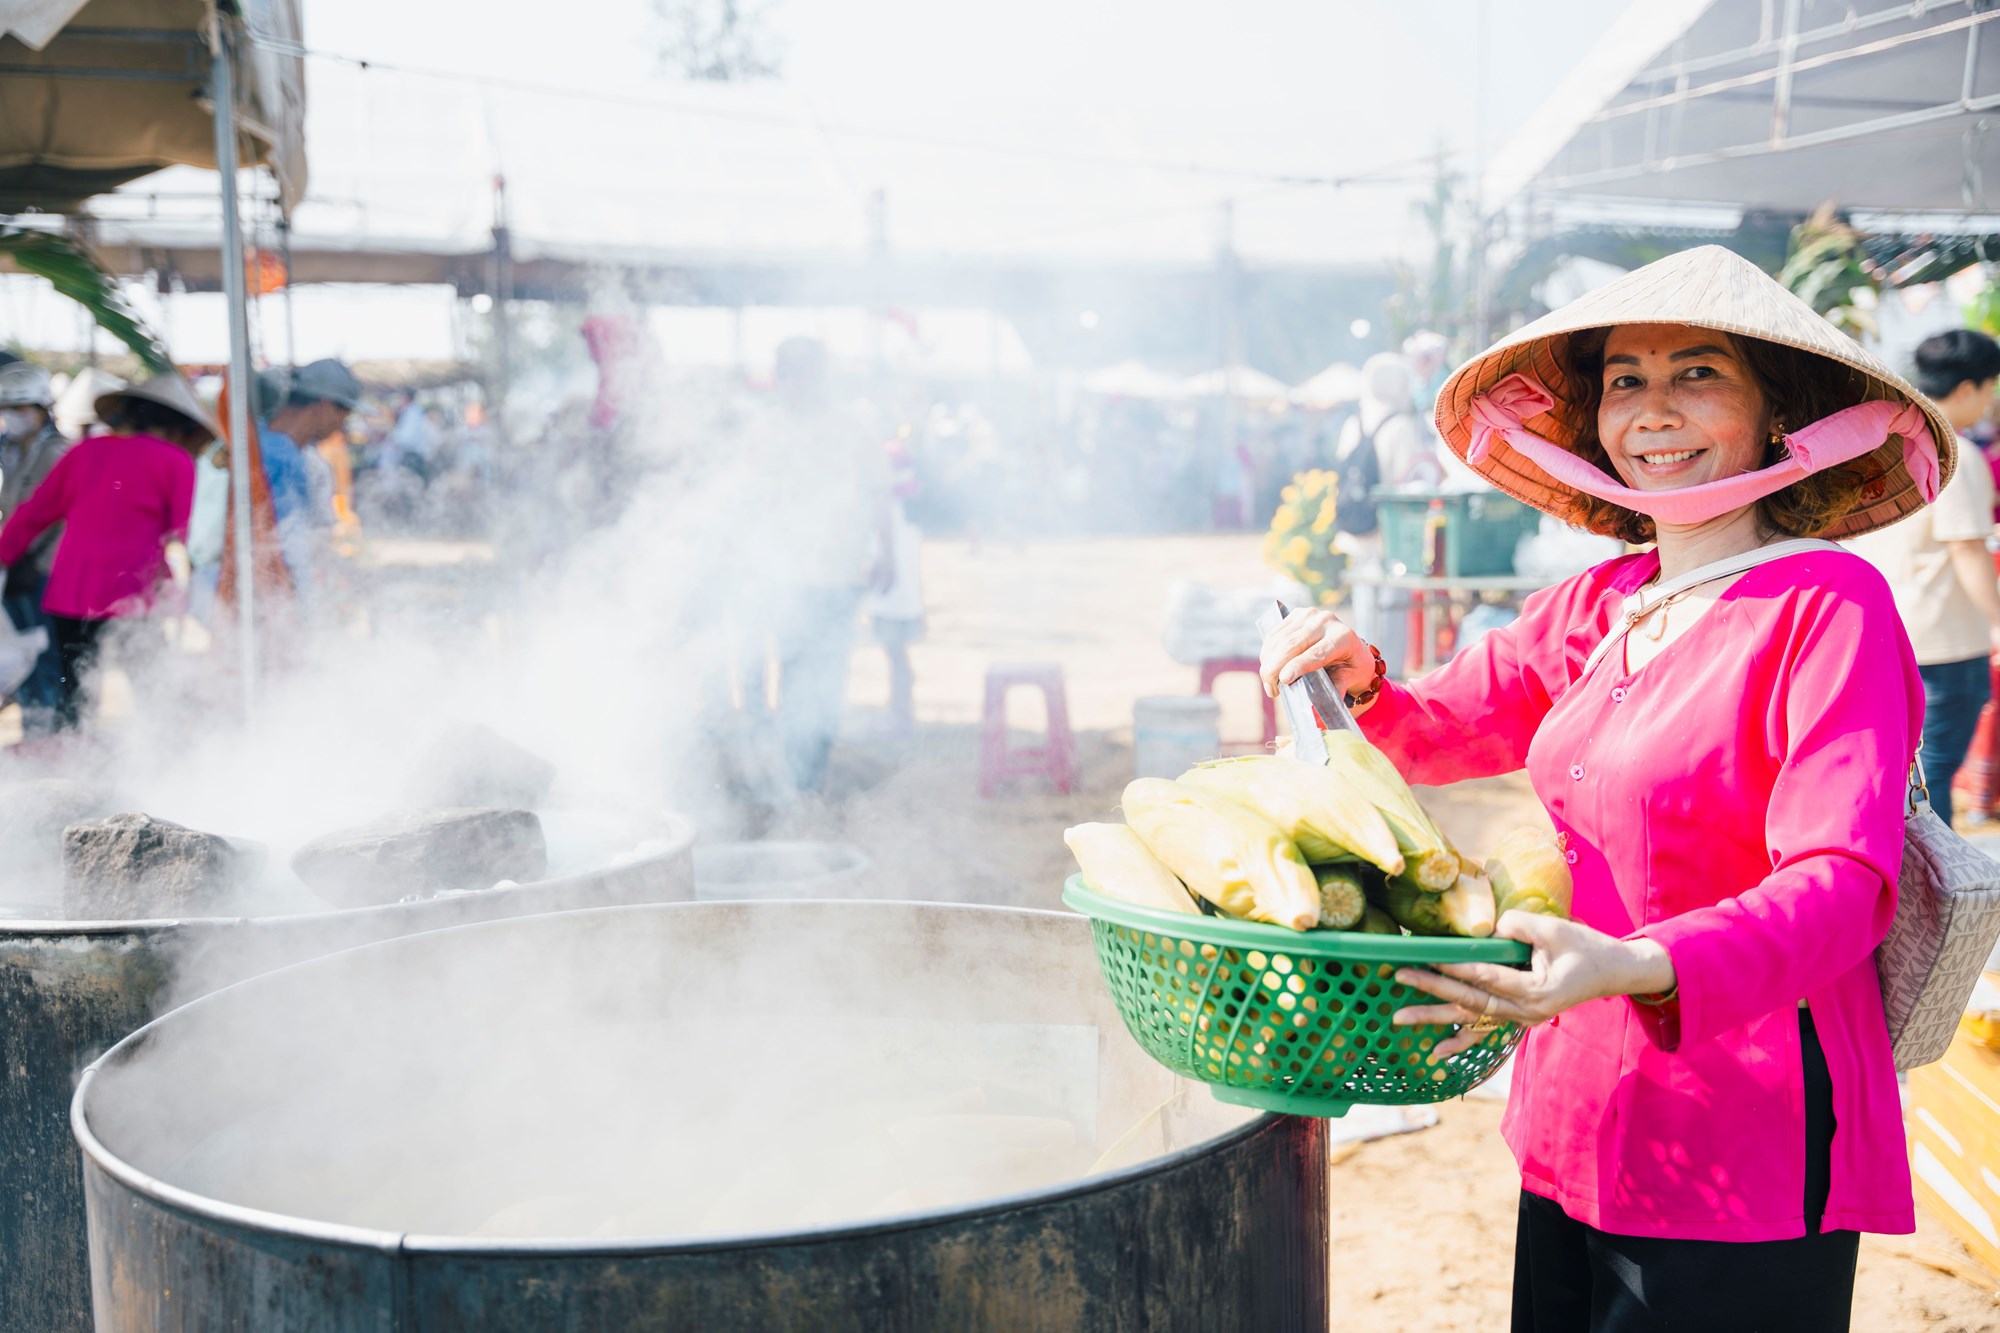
[237,25,1461,192]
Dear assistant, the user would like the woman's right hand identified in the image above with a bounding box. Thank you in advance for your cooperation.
[1258,606,1378,702]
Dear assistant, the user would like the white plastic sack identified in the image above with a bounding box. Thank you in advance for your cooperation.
[0,619,47,701]
[1163,582,1291,666]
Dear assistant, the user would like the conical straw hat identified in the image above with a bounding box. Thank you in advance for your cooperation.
[1434,245,1956,541]
[95,371,221,441]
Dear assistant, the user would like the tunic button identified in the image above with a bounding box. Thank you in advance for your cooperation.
[1569,764,1584,780]
[1565,850,1579,865]
[1610,687,1627,702]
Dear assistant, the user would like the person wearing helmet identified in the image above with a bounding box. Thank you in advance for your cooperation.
[0,373,213,730]
[0,361,72,734]
[259,358,361,602]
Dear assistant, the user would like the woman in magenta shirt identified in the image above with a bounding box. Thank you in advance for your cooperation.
[1263,248,1946,1332]
[0,373,213,729]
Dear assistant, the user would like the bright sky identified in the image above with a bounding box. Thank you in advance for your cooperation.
[4,0,1631,363]
[295,0,1622,262]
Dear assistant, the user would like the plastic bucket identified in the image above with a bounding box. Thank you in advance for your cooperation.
[691,841,871,901]
[1132,696,1221,780]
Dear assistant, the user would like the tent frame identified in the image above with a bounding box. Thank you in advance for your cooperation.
[1532,2,2000,198]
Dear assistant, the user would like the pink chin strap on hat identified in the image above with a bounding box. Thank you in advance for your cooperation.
[1466,373,1942,527]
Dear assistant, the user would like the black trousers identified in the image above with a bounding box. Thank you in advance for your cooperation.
[1511,1010,1860,1332]
[45,614,108,731]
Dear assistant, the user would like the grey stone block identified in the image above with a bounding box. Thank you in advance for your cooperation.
[62,813,265,921]
[400,723,557,811]
[290,807,547,909]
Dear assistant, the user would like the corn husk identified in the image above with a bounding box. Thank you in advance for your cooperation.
[1353,904,1401,935]
[1485,826,1574,920]
[1310,863,1368,930]
[1320,731,1457,891]
[1180,756,1404,876]
[1064,823,1201,916]
[1120,778,1320,931]
[1371,873,1497,938]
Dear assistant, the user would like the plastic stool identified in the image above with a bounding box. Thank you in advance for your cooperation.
[980,663,1077,796]
[1198,657,1278,749]
[1953,660,2000,822]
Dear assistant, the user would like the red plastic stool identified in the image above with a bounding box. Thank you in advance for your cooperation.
[980,662,1077,797]
[1198,656,1278,749]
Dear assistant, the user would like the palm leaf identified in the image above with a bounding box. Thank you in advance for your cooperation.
[0,228,173,375]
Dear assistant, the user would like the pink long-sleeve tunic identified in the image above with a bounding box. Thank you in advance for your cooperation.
[0,433,193,619]
[1361,546,1918,1240]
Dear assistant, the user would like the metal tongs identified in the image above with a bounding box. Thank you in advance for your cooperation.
[1255,600,1361,766]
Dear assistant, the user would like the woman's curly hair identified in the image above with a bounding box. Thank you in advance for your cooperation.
[1551,327,1890,543]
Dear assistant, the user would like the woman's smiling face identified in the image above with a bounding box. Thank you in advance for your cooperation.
[1597,323,1770,494]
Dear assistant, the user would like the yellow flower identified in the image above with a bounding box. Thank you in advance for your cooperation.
[1280,535,1312,566]
[1310,507,1335,535]
[1301,567,1324,584]
[1281,484,1300,503]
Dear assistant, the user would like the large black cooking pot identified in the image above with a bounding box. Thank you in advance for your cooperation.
[74,900,1328,1331]
[1,813,695,1333]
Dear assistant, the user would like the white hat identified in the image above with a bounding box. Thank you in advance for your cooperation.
[0,361,54,408]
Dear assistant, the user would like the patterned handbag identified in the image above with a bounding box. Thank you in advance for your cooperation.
[1881,755,2000,1071]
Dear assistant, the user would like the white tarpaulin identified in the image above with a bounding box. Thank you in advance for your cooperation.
[0,0,306,211]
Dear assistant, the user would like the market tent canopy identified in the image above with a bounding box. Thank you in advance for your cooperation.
[1180,365,1290,402]
[1081,360,1185,399]
[1487,0,2000,215]
[0,0,305,212]
[1290,360,1363,409]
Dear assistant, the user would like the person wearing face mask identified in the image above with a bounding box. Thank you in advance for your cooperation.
[0,361,73,735]
[1262,247,1941,1331]
[1845,329,2000,827]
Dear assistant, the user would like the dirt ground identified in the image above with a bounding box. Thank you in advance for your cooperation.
[806,533,2000,1331]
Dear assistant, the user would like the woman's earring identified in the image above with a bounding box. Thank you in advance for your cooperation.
[1768,421,1788,449]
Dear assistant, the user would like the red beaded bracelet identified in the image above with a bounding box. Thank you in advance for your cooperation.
[1345,644,1388,709]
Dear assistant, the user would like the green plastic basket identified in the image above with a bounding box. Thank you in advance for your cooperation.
[1064,876,1529,1118]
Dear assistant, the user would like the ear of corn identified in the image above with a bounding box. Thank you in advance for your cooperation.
[1440,874,1497,938]
[1485,826,1574,920]
[1180,755,1404,875]
[1064,823,1201,916]
[1353,904,1401,935]
[1370,872,1496,938]
[1121,778,1321,931]
[1319,731,1458,891]
[1310,863,1368,930]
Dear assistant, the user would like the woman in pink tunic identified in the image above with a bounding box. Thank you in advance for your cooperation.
[0,373,214,729]
[1262,248,1947,1333]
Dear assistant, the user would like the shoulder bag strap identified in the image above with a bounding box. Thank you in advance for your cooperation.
[1577,538,1845,682]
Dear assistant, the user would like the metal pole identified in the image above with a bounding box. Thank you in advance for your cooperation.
[489,175,513,443]
[1471,0,1489,347]
[211,18,257,710]
[279,213,296,373]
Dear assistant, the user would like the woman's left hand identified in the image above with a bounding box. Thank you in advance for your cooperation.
[1392,911,1676,1060]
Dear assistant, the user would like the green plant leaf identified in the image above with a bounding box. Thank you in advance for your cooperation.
[0,228,173,375]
